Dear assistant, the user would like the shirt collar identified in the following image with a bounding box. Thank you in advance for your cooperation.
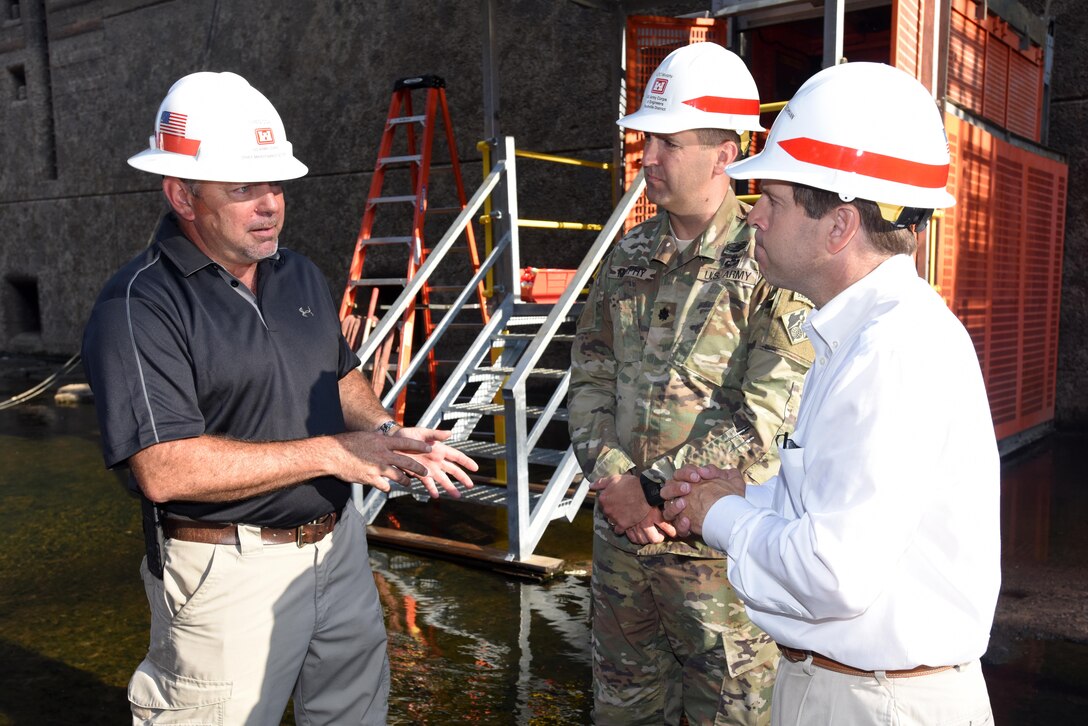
[153,212,282,277]
[805,254,917,355]
[650,188,747,265]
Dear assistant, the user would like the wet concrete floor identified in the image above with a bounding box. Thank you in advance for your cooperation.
[0,355,1085,724]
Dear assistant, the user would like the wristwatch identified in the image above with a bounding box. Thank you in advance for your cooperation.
[376,419,399,436]
[639,471,665,508]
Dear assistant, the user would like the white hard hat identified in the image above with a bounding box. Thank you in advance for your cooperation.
[128,71,308,182]
[727,62,955,210]
[618,42,764,134]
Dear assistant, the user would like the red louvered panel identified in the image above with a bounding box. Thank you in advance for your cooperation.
[948,3,986,111]
[891,0,922,76]
[938,114,1065,441]
[983,41,1010,128]
[1007,52,1043,140]
[988,155,1023,425]
[947,0,1045,142]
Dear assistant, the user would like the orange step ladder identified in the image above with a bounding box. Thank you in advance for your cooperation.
[339,75,487,421]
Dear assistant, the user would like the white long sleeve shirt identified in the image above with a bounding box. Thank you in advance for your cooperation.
[704,254,1001,671]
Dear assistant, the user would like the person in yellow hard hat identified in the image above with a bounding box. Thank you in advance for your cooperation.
[82,71,477,725]
[569,42,815,725]
[661,62,999,725]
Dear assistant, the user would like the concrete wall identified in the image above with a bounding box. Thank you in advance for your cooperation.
[2,0,1085,427]
[0,0,622,351]
[1024,0,1088,429]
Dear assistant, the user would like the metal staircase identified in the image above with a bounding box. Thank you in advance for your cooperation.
[351,136,646,562]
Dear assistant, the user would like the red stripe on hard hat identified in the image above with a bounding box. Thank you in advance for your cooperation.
[159,132,201,157]
[683,95,761,116]
[779,137,948,188]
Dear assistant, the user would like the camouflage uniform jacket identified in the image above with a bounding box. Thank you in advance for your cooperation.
[569,190,815,558]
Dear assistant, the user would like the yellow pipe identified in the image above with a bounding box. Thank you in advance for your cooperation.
[514,148,611,170]
[759,101,788,113]
[477,216,602,231]
[478,141,494,298]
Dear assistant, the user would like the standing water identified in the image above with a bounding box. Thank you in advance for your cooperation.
[1,355,1086,724]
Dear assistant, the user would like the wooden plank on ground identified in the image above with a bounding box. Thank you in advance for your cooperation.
[366,525,565,580]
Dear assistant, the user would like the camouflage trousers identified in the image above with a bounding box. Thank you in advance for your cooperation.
[591,535,776,726]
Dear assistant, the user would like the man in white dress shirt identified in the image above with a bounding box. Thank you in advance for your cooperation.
[660,62,1000,725]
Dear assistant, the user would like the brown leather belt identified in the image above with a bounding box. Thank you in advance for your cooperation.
[162,511,338,547]
[779,646,954,679]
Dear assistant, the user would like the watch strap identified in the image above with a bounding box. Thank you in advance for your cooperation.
[639,471,665,508]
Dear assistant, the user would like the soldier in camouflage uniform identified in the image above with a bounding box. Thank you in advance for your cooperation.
[568,43,814,725]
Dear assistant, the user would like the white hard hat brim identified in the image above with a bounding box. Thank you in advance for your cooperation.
[727,151,956,209]
[617,106,765,134]
[128,147,309,183]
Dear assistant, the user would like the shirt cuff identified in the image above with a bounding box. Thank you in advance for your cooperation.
[702,494,754,553]
[590,447,638,483]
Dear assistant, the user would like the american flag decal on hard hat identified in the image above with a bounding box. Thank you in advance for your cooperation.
[158,111,200,156]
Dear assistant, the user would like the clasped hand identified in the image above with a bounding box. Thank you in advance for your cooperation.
[590,465,746,543]
[659,464,746,537]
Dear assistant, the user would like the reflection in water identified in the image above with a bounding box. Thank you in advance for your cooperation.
[370,547,591,725]
[2,361,1087,724]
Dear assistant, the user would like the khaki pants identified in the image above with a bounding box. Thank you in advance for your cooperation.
[128,503,389,725]
[772,656,993,726]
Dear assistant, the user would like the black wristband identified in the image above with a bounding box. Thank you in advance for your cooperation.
[639,472,665,508]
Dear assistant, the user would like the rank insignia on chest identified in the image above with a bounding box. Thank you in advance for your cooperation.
[781,308,809,346]
[655,302,676,325]
[722,238,750,256]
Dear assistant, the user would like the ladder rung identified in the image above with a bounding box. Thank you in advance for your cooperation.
[388,115,427,125]
[360,236,413,246]
[348,278,409,287]
[426,285,467,292]
[369,195,418,205]
[423,303,483,311]
[379,154,422,166]
[428,206,463,215]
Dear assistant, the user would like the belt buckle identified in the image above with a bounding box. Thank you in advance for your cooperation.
[295,521,310,548]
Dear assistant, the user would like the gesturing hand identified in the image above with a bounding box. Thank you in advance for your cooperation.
[396,427,479,498]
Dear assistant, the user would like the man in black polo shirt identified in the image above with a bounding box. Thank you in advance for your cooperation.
[82,71,476,725]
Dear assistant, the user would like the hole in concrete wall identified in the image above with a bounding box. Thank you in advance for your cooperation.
[8,64,26,101]
[4,275,42,336]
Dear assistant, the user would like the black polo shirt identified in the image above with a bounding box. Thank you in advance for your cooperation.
[82,214,360,527]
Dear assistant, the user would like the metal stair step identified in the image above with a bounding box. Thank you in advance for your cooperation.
[446,480,541,508]
[500,332,575,341]
[453,440,567,466]
[444,402,568,421]
[469,366,567,379]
